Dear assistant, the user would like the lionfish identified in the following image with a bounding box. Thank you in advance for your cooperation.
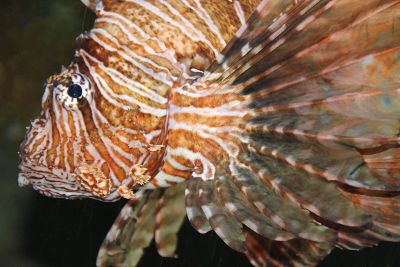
[18,0,400,266]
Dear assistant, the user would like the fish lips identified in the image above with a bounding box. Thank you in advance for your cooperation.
[18,158,88,199]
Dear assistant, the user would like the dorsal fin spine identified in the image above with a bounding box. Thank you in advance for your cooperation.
[81,0,104,13]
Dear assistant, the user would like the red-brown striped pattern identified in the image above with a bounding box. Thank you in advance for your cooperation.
[19,1,400,267]
[18,0,260,199]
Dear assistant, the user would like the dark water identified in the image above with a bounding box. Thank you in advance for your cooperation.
[1,1,400,266]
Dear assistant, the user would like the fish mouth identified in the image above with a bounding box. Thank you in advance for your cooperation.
[18,172,31,187]
[17,136,70,198]
[18,159,121,201]
[18,159,85,199]
[17,154,35,187]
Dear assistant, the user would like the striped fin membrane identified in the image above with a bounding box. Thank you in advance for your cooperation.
[97,183,186,266]
[80,0,400,266]
[185,0,400,266]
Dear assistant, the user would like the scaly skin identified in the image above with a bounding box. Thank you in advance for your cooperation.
[18,0,260,199]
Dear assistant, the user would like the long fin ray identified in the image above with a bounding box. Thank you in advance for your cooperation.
[178,0,400,264]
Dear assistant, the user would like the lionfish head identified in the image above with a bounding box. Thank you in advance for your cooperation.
[18,65,136,201]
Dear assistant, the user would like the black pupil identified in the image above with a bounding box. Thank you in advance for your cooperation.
[67,84,83,98]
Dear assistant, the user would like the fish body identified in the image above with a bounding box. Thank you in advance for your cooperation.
[19,0,258,199]
[19,0,400,266]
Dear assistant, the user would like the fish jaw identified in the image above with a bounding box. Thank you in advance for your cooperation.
[18,158,122,201]
[17,117,121,201]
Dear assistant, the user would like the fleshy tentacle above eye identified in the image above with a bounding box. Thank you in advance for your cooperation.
[81,0,105,12]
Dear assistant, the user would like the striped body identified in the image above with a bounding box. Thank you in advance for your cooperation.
[19,0,260,199]
[19,1,400,267]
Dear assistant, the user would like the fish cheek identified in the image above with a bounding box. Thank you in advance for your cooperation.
[75,101,122,197]
[44,109,61,168]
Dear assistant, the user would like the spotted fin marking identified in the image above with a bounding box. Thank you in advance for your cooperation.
[155,182,186,257]
[96,190,160,267]
[180,0,400,265]
[185,176,213,234]
[97,183,186,267]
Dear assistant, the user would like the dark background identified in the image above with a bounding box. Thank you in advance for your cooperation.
[1,0,400,266]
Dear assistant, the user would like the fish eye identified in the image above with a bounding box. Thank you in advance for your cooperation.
[67,84,83,99]
[54,74,92,109]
